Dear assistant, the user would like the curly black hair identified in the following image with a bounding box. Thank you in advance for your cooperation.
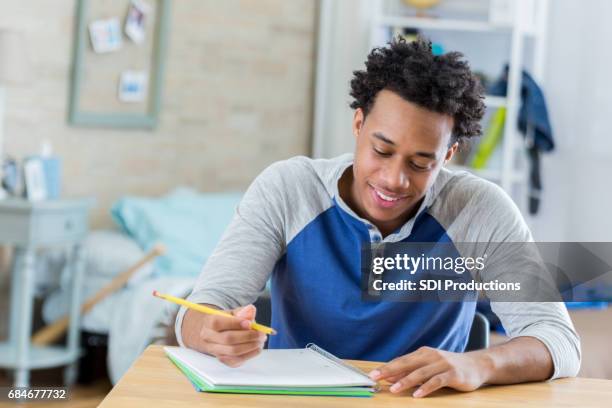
[350,36,485,143]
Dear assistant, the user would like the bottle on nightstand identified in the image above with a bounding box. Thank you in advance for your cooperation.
[1,155,19,199]
[40,140,62,200]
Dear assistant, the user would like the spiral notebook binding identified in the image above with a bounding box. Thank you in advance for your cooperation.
[306,343,379,391]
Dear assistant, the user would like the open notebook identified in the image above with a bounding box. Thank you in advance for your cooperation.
[164,345,378,397]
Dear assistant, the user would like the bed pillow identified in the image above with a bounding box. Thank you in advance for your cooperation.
[111,188,242,277]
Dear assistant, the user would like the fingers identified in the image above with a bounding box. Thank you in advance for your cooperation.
[381,373,405,384]
[204,338,265,359]
[368,347,485,398]
[412,372,451,398]
[201,325,266,345]
[232,304,257,321]
[369,348,429,381]
[218,347,263,368]
[204,314,247,332]
[195,305,266,366]
[231,305,258,330]
[186,304,265,366]
[388,362,446,394]
[201,305,258,333]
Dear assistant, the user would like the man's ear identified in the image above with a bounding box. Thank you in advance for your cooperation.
[352,108,364,140]
[444,142,459,164]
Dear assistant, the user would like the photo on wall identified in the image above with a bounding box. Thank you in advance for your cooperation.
[88,17,123,53]
[118,70,148,102]
[125,0,151,44]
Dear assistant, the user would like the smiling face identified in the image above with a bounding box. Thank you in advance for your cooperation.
[345,89,458,236]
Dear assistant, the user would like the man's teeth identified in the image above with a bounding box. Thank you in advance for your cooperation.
[375,189,401,202]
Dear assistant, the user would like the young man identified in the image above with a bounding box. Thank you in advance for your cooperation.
[176,38,580,398]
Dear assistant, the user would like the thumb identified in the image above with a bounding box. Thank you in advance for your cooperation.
[232,304,257,321]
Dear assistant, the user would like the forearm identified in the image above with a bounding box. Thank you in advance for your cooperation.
[491,302,581,379]
[473,336,553,384]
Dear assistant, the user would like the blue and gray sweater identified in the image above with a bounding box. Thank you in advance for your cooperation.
[176,154,580,379]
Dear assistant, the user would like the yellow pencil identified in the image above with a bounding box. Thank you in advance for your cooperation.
[153,290,277,335]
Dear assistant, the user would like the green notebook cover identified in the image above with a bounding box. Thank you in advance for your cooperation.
[167,353,373,397]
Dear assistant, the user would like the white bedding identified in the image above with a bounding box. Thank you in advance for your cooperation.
[41,230,195,383]
[106,277,194,383]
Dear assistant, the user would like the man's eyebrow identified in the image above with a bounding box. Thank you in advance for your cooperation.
[372,132,395,145]
[372,132,438,160]
[415,151,437,160]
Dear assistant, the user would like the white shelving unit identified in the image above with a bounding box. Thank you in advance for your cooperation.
[377,15,513,33]
[367,0,550,212]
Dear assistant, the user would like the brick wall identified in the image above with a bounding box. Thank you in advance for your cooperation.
[0,0,316,227]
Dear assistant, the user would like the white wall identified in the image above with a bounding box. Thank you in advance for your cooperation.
[313,0,372,158]
[530,0,612,241]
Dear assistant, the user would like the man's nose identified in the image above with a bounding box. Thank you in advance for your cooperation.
[382,160,409,191]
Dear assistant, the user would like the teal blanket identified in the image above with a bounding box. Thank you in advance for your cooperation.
[111,188,242,277]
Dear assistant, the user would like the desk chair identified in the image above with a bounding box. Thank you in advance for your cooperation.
[465,311,490,351]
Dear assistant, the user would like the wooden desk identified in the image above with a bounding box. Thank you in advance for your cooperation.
[100,345,612,407]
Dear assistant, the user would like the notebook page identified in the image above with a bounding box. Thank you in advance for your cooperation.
[164,347,376,388]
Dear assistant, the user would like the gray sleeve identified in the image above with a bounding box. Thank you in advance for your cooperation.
[174,161,287,346]
[490,301,581,379]
[444,176,581,379]
[481,184,581,379]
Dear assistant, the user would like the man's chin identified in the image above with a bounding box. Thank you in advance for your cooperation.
[365,202,418,226]
[367,209,407,225]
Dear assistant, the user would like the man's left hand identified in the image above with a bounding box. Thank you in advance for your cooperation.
[368,346,492,398]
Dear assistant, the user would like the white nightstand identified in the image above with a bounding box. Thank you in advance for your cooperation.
[0,198,94,387]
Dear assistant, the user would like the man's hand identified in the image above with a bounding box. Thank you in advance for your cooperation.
[368,346,492,398]
[182,304,267,367]
[368,337,554,398]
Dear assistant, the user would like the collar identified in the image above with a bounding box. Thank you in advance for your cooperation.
[319,153,454,242]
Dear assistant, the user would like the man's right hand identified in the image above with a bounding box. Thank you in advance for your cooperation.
[181,304,267,367]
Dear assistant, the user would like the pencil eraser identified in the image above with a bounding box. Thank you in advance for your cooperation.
[153,290,159,297]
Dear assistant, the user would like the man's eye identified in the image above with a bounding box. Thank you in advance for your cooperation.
[374,148,391,157]
[411,163,429,171]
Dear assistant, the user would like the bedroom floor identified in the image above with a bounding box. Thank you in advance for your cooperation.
[0,282,111,408]
[0,381,109,408]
